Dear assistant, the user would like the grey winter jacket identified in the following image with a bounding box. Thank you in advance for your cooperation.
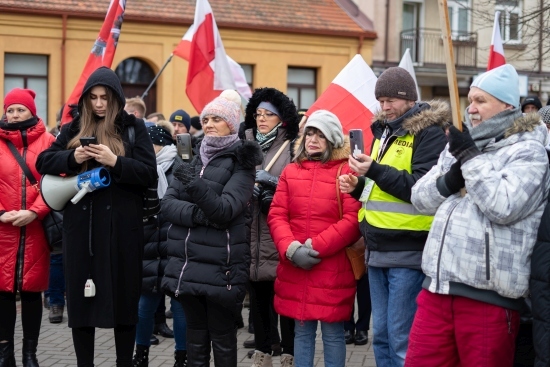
[412,113,550,307]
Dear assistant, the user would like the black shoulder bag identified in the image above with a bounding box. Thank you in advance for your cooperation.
[127,125,160,220]
[5,140,63,254]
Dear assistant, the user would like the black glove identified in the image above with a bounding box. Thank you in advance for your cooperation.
[253,184,263,200]
[256,170,278,188]
[259,188,274,215]
[436,161,465,197]
[192,208,224,229]
[448,125,480,163]
[173,161,197,190]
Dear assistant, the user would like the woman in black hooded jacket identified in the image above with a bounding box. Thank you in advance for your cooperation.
[161,90,262,367]
[36,67,157,367]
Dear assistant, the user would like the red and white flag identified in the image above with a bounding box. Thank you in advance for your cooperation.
[306,55,379,152]
[61,0,126,124]
[487,11,506,71]
[173,0,239,112]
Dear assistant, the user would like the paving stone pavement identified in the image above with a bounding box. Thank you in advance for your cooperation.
[14,298,376,367]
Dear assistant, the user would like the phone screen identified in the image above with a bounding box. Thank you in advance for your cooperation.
[176,134,193,162]
[80,137,98,146]
[349,129,364,159]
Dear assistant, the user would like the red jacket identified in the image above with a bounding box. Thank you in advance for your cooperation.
[268,139,361,322]
[0,118,54,292]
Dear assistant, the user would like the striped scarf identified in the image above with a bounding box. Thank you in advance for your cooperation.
[256,123,282,151]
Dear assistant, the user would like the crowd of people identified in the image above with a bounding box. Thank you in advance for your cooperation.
[2,62,550,367]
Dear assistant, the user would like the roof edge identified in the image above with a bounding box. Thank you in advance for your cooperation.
[334,0,376,36]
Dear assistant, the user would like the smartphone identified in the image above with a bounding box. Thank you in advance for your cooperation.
[176,133,193,162]
[349,129,364,159]
[80,136,98,146]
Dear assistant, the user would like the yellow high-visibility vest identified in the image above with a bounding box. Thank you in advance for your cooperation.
[361,134,434,231]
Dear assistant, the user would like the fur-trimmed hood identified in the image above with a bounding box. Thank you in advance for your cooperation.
[504,111,545,138]
[372,100,451,136]
[487,110,549,151]
[236,139,264,168]
[242,87,300,141]
[292,135,351,163]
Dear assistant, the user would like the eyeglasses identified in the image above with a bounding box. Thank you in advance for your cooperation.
[253,112,277,120]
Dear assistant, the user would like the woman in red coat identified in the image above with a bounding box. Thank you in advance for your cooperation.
[0,88,55,367]
[267,110,361,367]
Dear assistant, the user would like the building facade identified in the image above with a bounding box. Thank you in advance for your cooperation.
[0,0,376,127]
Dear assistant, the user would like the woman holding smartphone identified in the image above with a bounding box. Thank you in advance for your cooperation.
[36,67,157,367]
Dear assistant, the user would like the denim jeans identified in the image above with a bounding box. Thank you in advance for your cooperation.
[135,293,187,350]
[46,253,65,306]
[369,266,424,367]
[294,320,346,367]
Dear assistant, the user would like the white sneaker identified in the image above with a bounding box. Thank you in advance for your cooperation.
[251,350,273,367]
[280,354,294,367]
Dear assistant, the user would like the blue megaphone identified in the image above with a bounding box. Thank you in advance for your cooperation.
[70,167,111,204]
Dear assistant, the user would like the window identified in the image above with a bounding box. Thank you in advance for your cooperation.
[448,0,470,38]
[115,58,156,114]
[4,54,48,121]
[287,68,316,110]
[241,64,253,90]
[496,0,522,43]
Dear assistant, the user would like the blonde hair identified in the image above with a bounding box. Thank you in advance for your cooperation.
[67,87,125,172]
[125,97,146,117]
[156,119,175,137]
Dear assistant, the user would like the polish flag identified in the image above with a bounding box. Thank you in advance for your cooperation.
[61,0,126,124]
[172,0,241,112]
[306,54,379,152]
[398,48,421,101]
[487,11,506,71]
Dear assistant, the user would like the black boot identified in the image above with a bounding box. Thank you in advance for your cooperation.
[173,350,187,367]
[153,323,174,338]
[22,339,39,367]
[0,341,16,367]
[211,329,237,367]
[131,345,149,367]
[186,329,210,367]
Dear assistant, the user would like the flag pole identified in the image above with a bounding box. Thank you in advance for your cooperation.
[437,0,463,131]
[142,54,174,99]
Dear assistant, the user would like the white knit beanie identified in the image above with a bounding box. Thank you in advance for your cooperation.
[304,110,344,148]
[200,90,242,134]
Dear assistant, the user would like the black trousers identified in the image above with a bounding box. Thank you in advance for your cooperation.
[72,324,136,367]
[249,280,295,355]
[0,291,42,341]
[179,294,235,334]
[344,271,372,332]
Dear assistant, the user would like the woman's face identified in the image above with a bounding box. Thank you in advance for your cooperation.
[202,115,231,137]
[255,108,281,134]
[5,104,32,123]
[89,86,108,117]
[305,128,328,155]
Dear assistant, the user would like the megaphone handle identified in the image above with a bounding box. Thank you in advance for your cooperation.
[71,183,91,204]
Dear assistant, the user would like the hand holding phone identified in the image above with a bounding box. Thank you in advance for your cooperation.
[80,137,98,147]
[349,129,364,161]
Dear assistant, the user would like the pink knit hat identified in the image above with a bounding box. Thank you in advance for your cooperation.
[200,90,241,134]
[4,88,37,116]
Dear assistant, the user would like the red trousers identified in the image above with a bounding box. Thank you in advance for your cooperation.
[405,289,519,367]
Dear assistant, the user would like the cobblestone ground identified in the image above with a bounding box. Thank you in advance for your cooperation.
[14,298,376,367]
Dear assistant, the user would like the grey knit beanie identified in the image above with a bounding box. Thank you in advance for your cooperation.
[539,106,550,125]
[375,67,418,101]
[304,110,344,148]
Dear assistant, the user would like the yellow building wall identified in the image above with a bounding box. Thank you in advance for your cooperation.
[1,13,373,127]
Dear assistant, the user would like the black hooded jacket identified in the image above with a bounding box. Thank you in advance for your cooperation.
[36,67,157,328]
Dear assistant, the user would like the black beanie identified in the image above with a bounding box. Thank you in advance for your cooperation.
[147,125,174,146]
[190,116,201,130]
[521,96,542,112]
[375,67,418,101]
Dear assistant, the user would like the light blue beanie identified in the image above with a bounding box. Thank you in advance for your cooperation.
[470,64,520,108]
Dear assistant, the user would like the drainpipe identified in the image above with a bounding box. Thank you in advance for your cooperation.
[357,34,364,54]
[384,0,390,64]
[61,14,67,104]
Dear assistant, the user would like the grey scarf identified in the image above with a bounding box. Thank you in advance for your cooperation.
[200,134,240,168]
[156,144,177,198]
[463,107,522,150]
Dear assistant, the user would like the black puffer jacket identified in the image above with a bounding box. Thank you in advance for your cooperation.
[161,140,262,312]
[530,196,550,367]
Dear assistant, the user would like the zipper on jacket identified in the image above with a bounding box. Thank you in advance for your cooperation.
[15,132,29,291]
[175,228,191,297]
[485,231,491,281]
[226,229,232,290]
[435,200,461,293]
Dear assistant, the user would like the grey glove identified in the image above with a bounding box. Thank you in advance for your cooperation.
[291,246,321,270]
[256,170,278,188]
[173,161,197,190]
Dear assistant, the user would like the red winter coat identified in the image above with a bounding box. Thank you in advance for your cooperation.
[268,138,361,323]
[0,118,54,292]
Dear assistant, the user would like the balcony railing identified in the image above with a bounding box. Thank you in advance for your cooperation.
[400,28,478,69]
